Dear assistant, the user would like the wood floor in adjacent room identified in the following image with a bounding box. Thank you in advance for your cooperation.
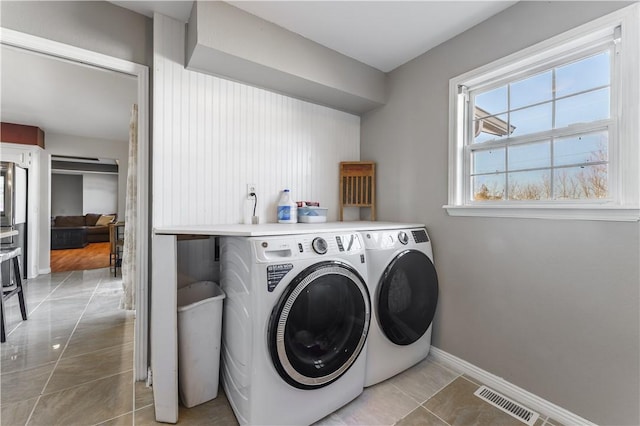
[50,242,111,273]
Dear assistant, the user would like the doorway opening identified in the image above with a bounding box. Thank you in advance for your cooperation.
[1,27,149,381]
[50,157,120,273]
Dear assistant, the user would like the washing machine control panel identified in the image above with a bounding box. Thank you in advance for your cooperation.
[254,232,364,261]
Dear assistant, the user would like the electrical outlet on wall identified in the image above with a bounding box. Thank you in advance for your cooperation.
[247,183,257,199]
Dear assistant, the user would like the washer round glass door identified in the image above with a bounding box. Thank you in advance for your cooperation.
[378,250,438,346]
[268,261,370,389]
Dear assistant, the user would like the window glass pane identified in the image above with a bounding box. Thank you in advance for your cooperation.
[475,86,507,116]
[472,148,505,174]
[510,71,552,109]
[472,174,505,201]
[556,51,610,98]
[554,131,608,167]
[510,103,552,137]
[508,141,551,171]
[473,114,509,143]
[508,170,551,200]
[554,165,608,199]
[460,29,620,208]
[555,88,609,128]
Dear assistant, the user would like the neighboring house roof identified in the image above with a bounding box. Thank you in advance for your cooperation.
[474,106,515,137]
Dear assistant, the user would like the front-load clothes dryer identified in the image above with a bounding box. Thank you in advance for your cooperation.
[220,232,370,426]
[362,227,438,387]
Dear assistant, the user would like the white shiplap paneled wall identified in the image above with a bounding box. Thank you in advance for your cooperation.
[153,14,360,227]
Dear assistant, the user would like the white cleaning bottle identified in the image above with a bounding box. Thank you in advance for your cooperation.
[277,189,297,223]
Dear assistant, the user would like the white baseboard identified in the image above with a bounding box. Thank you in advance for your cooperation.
[429,347,596,426]
[38,268,51,275]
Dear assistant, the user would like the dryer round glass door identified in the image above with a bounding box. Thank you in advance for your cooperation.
[268,261,370,390]
[378,250,438,346]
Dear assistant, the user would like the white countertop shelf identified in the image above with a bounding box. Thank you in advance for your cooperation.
[154,221,425,237]
[0,229,19,239]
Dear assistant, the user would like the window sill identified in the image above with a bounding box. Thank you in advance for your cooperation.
[443,204,640,222]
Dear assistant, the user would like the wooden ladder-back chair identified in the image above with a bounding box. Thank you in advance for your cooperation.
[339,161,376,221]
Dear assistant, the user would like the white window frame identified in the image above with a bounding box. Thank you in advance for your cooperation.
[445,4,640,222]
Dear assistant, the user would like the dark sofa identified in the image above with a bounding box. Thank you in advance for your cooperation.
[51,213,115,245]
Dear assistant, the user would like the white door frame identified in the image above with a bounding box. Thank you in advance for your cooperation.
[0,28,150,381]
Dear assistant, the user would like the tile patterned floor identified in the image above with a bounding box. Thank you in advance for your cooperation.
[1,267,563,426]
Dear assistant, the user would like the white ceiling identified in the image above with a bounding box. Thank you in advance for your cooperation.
[112,1,517,72]
[227,1,517,72]
[0,45,137,142]
[1,1,517,144]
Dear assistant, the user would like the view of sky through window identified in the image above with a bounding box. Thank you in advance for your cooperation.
[470,50,611,201]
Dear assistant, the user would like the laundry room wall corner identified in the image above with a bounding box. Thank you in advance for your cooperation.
[361,2,640,425]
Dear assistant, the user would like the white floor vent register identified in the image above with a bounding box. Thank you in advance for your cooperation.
[474,386,540,426]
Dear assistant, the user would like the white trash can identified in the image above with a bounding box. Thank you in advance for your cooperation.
[177,280,226,408]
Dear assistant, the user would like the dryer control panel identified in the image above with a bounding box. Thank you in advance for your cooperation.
[362,228,430,250]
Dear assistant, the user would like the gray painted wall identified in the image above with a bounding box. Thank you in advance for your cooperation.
[52,172,116,217]
[361,2,639,425]
[0,0,152,66]
[51,174,82,216]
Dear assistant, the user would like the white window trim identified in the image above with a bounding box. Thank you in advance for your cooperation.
[445,4,640,222]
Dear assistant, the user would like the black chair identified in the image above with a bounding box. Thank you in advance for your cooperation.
[1,247,27,343]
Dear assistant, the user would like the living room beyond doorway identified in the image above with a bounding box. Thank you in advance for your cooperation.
[50,159,119,273]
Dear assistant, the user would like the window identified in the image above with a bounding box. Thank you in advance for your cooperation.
[446,4,639,221]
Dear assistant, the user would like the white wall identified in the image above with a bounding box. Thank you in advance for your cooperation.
[39,155,50,274]
[83,173,118,215]
[153,14,360,228]
[13,165,27,224]
[361,2,638,425]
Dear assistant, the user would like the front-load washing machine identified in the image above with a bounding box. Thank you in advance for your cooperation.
[362,227,438,387]
[220,231,370,425]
